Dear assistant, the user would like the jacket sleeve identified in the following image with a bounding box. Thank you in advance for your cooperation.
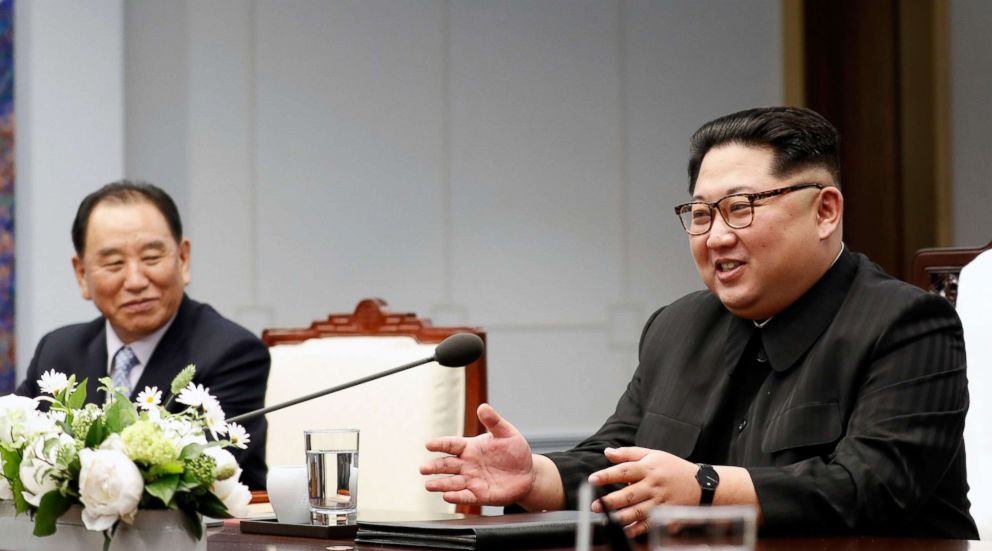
[197,334,271,491]
[749,293,971,535]
[543,307,665,509]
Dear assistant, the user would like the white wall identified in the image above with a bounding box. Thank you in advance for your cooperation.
[19,0,783,442]
[14,1,125,378]
[950,0,992,248]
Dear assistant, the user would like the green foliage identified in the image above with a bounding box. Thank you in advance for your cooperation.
[103,395,138,434]
[83,417,106,448]
[0,447,29,514]
[171,366,196,396]
[67,378,88,410]
[145,474,180,508]
[33,490,72,537]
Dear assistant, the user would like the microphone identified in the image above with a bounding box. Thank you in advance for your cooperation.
[225,332,484,424]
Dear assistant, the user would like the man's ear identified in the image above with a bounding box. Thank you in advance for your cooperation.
[816,186,844,240]
[72,255,92,301]
[179,239,191,286]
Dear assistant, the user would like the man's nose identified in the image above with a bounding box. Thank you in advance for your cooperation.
[122,261,150,290]
[706,211,738,249]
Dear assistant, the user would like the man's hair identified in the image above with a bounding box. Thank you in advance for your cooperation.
[71,180,183,256]
[687,106,841,193]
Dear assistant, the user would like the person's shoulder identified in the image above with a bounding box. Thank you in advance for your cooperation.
[648,289,722,324]
[178,296,265,345]
[36,316,106,349]
[845,251,958,323]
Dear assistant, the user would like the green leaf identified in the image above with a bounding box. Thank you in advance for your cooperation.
[0,448,30,513]
[84,417,106,448]
[145,474,181,507]
[195,491,232,519]
[149,460,185,477]
[68,378,88,410]
[104,395,138,434]
[179,442,205,460]
[33,490,72,537]
[178,502,203,540]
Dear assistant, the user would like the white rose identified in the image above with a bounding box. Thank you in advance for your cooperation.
[0,456,12,500]
[0,395,42,448]
[98,433,127,453]
[78,449,144,532]
[19,433,74,507]
[202,447,239,481]
[210,476,251,518]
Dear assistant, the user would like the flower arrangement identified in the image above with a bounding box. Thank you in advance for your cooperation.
[0,366,251,547]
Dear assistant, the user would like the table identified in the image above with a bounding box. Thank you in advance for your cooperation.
[207,521,991,550]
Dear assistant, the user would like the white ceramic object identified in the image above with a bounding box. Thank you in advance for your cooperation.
[266,464,310,524]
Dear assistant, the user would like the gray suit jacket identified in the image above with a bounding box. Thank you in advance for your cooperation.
[547,249,978,538]
[17,295,271,490]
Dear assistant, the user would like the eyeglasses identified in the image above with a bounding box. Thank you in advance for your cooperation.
[674,183,825,236]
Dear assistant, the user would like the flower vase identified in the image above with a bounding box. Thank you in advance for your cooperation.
[0,502,207,551]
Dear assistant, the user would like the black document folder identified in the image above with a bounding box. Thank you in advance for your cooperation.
[355,510,605,550]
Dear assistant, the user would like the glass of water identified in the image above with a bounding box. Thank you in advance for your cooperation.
[305,428,359,525]
[649,505,757,550]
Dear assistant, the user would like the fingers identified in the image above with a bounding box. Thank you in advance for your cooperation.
[590,483,647,513]
[477,403,520,439]
[420,455,464,476]
[424,475,467,492]
[624,519,649,538]
[604,446,650,463]
[589,460,642,486]
[425,436,467,456]
[443,489,479,505]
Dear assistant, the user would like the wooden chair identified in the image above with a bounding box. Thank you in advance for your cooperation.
[259,298,486,515]
[910,240,992,305]
[912,240,992,539]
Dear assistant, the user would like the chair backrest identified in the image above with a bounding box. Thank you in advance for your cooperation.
[910,240,992,306]
[262,298,487,515]
[913,241,992,539]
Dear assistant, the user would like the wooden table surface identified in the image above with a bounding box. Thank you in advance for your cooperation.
[207,521,991,550]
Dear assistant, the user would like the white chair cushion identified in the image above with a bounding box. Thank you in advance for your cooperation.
[958,250,992,539]
[264,336,466,513]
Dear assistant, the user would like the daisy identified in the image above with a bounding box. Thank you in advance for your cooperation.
[135,386,162,410]
[38,370,69,395]
[226,422,250,449]
[175,383,212,408]
[202,401,227,440]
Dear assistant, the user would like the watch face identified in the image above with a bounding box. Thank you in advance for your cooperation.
[696,464,720,487]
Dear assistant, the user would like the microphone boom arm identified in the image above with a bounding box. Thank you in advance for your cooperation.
[226,355,436,424]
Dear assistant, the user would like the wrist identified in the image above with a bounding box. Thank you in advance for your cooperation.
[695,463,719,505]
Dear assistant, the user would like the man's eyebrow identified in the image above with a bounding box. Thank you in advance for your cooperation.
[692,185,754,201]
[95,247,123,258]
[141,240,169,251]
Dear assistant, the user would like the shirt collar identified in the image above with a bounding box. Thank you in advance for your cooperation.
[727,243,856,373]
[105,311,178,370]
[751,243,846,330]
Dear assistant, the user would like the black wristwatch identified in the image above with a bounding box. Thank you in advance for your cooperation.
[695,463,719,506]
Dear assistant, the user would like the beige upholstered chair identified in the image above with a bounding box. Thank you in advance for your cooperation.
[913,241,992,538]
[261,299,487,515]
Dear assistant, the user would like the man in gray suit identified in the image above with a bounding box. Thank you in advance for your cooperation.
[420,107,978,539]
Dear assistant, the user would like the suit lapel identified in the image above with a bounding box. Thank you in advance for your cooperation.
[132,296,192,404]
[82,324,109,404]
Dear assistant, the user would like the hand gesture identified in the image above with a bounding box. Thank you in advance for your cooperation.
[420,403,536,506]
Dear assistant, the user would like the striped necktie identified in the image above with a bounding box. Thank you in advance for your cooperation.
[111,345,139,399]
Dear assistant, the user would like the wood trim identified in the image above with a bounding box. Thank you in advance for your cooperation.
[262,298,488,515]
[782,0,805,106]
[909,240,991,306]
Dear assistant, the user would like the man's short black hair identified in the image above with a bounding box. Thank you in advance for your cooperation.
[687,106,841,193]
[71,180,183,256]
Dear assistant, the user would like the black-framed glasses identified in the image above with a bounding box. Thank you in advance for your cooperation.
[674,183,825,236]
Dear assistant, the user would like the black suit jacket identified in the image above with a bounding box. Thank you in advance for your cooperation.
[16,295,270,490]
[547,249,978,538]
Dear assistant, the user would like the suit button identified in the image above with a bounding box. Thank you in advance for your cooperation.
[738,419,747,432]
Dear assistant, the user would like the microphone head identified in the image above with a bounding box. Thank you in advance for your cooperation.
[434,333,485,367]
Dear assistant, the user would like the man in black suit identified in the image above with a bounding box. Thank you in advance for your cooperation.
[420,107,978,538]
[16,181,270,490]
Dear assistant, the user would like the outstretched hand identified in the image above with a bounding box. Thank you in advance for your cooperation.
[420,403,536,506]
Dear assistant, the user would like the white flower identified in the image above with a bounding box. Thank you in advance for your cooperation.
[226,423,250,450]
[202,399,227,440]
[99,433,127,453]
[135,386,162,410]
[176,383,212,408]
[0,394,43,449]
[210,476,251,518]
[19,433,75,507]
[203,447,239,481]
[38,370,70,395]
[78,448,144,531]
[159,417,207,449]
[0,455,12,500]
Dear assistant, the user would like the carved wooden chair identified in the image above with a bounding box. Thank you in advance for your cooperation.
[260,298,487,515]
[912,240,992,538]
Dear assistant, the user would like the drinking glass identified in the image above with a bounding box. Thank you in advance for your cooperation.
[304,428,359,525]
[649,505,757,550]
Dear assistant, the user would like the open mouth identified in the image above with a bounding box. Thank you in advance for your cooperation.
[717,261,744,272]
